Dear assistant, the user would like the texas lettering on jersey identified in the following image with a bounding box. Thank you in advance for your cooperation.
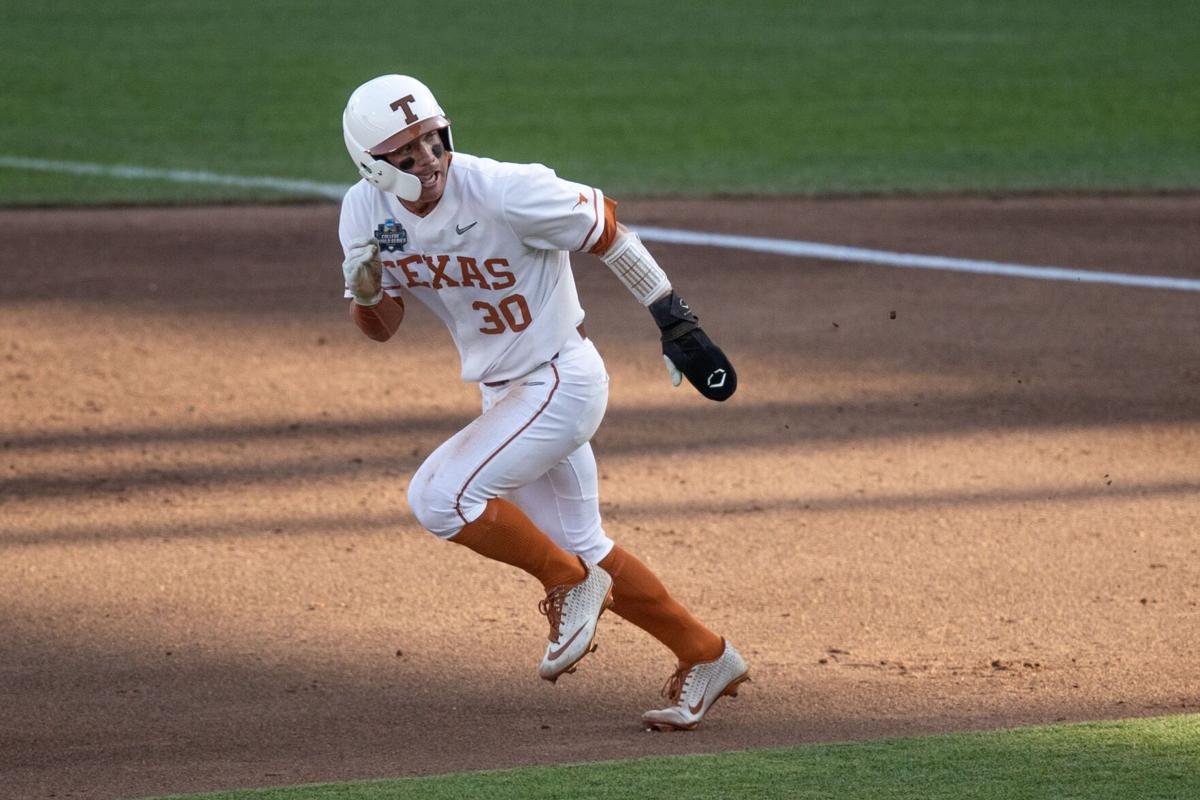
[381,254,527,335]
[339,152,607,383]
[382,254,516,292]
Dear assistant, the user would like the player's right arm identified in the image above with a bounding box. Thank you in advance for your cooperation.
[352,296,405,341]
[339,188,404,342]
[342,238,405,341]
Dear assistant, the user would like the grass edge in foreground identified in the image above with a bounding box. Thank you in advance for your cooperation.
[144,713,1200,800]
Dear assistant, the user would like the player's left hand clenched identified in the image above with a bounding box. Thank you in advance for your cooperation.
[649,291,737,401]
[343,238,383,306]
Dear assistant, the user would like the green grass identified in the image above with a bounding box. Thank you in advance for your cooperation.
[2,1,1199,204]
[146,715,1200,800]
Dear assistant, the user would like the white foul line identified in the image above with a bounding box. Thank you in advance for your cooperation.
[0,155,347,200]
[632,226,1200,293]
[3,155,1198,293]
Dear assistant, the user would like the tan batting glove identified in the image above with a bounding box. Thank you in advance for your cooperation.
[342,238,383,306]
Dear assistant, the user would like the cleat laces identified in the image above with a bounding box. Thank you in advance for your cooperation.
[538,584,571,642]
[661,662,695,705]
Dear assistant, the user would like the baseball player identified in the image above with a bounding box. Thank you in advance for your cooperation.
[339,74,748,730]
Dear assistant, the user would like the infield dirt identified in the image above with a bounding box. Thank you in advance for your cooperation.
[2,196,1198,799]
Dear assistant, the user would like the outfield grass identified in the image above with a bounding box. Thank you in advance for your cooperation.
[143,715,1200,800]
[2,1,1198,204]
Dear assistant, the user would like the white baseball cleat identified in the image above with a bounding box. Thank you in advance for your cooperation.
[538,560,614,683]
[642,640,750,731]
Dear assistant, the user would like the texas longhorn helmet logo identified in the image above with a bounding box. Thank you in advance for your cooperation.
[389,94,419,125]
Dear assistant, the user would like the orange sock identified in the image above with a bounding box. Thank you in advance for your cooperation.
[599,544,725,665]
[450,498,587,591]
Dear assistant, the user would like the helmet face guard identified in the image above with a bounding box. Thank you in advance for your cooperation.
[342,75,452,201]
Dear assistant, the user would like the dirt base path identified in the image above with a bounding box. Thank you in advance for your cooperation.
[2,196,1198,799]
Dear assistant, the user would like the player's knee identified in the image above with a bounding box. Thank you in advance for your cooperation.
[407,470,461,539]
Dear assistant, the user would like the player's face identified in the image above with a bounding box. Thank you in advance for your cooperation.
[384,130,450,206]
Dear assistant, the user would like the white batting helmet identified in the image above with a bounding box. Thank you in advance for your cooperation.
[342,75,453,201]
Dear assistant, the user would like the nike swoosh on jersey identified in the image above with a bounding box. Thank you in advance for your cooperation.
[455,221,478,235]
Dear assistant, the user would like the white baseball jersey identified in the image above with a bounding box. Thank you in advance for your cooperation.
[340,152,608,383]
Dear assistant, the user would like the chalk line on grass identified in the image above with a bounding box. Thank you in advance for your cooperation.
[4,155,1197,292]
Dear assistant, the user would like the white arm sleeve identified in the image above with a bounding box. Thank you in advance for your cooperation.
[599,229,672,306]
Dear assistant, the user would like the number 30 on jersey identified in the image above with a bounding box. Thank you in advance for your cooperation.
[473,294,531,334]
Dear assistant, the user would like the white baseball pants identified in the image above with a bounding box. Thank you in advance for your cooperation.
[407,334,615,564]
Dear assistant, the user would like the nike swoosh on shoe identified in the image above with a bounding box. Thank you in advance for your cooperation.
[546,625,587,661]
